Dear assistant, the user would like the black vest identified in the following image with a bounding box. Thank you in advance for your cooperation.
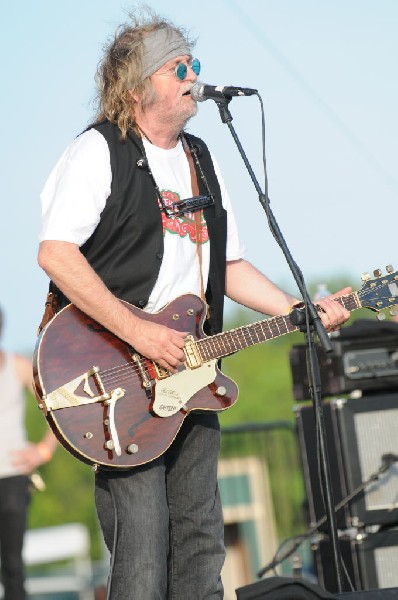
[53,121,227,335]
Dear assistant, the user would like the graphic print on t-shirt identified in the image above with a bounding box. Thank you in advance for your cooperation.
[160,190,209,244]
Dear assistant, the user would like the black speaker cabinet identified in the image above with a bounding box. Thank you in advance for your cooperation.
[336,393,398,528]
[289,320,398,402]
[295,401,349,531]
[314,529,398,593]
[295,392,398,530]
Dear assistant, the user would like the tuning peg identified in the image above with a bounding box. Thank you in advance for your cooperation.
[373,269,382,278]
[377,312,386,321]
[361,272,370,282]
[386,265,394,273]
[390,307,398,317]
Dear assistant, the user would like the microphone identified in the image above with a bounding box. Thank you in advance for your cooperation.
[190,81,258,102]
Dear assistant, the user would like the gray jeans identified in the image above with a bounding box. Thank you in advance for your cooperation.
[95,413,225,599]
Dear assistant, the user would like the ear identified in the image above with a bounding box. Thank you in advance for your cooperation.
[127,89,140,104]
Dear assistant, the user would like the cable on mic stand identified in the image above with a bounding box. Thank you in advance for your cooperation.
[257,453,398,589]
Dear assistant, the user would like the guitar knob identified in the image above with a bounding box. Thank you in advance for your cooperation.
[386,265,394,273]
[104,440,115,450]
[127,443,139,454]
[390,307,398,317]
[373,269,382,278]
[377,312,386,321]
[216,386,227,397]
[361,272,370,282]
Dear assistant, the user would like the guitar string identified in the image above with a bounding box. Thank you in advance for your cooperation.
[83,289,384,389]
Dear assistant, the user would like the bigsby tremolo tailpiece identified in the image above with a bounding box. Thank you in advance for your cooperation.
[41,366,125,457]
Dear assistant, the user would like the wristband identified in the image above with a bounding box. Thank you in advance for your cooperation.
[287,301,305,313]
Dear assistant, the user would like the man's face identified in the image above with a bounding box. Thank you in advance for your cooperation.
[144,54,199,128]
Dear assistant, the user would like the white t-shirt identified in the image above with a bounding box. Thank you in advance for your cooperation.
[40,129,245,312]
[0,353,27,478]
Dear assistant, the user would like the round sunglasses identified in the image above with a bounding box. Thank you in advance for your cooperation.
[175,58,201,81]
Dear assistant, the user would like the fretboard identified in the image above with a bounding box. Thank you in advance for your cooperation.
[196,292,360,362]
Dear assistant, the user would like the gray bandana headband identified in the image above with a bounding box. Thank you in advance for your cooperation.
[141,28,190,80]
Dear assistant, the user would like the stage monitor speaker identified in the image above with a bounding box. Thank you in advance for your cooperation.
[295,393,398,530]
[235,575,335,599]
[336,590,398,599]
[313,529,398,594]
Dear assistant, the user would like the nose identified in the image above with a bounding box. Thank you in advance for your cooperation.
[186,64,198,81]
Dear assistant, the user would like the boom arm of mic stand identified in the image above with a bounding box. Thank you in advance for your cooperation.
[214,98,344,590]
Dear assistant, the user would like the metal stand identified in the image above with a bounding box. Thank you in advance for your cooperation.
[214,97,344,592]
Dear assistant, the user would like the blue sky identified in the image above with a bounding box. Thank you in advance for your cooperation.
[1,0,397,353]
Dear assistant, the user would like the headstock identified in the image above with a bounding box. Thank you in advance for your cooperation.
[358,265,398,319]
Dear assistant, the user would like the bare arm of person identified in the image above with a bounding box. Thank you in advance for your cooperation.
[225,258,351,329]
[38,240,187,372]
[11,354,59,473]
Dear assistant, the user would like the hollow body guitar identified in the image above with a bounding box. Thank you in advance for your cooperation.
[33,268,398,469]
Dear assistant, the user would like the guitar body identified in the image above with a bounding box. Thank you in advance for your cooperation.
[33,294,238,469]
[33,266,398,470]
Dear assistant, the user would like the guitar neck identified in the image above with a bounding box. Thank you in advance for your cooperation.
[196,292,361,362]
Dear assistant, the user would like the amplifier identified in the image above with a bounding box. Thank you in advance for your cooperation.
[289,320,398,402]
[296,393,398,530]
[313,529,398,594]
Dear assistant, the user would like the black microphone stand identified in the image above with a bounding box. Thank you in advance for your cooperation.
[214,97,345,593]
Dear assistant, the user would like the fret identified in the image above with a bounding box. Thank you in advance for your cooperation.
[197,339,211,362]
[260,319,273,341]
[243,325,255,346]
[192,289,385,366]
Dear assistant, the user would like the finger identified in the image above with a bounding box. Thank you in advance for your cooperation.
[329,286,352,299]
[161,354,184,370]
[319,298,347,323]
[171,331,189,349]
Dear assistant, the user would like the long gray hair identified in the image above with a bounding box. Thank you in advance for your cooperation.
[94,9,194,140]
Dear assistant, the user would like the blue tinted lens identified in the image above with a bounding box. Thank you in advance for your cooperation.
[191,58,201,76]
[175,63,188,80]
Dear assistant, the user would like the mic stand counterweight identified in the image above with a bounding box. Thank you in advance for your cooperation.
[214,97,344,592]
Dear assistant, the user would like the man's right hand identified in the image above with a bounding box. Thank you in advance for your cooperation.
[128,319,188,373]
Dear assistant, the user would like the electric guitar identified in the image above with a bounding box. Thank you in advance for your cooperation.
[33,266,398,469]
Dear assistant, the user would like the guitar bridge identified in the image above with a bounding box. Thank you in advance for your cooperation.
[132,354,154,398]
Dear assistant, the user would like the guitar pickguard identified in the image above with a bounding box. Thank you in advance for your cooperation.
[153,360,217,417]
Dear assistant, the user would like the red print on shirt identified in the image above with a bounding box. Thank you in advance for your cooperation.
[160,190,209,244]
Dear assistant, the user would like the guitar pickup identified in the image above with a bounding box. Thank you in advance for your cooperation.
[184,335,203,369]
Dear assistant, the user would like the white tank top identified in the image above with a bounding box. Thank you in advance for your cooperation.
[0,353,27,477]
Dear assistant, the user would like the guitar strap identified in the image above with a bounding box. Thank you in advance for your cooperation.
[37,291,59,335]
[182,136,206,304]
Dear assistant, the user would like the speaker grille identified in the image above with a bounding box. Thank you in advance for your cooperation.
[374,545,398,589]
[336,393,398,526]
[353,409,398,512]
